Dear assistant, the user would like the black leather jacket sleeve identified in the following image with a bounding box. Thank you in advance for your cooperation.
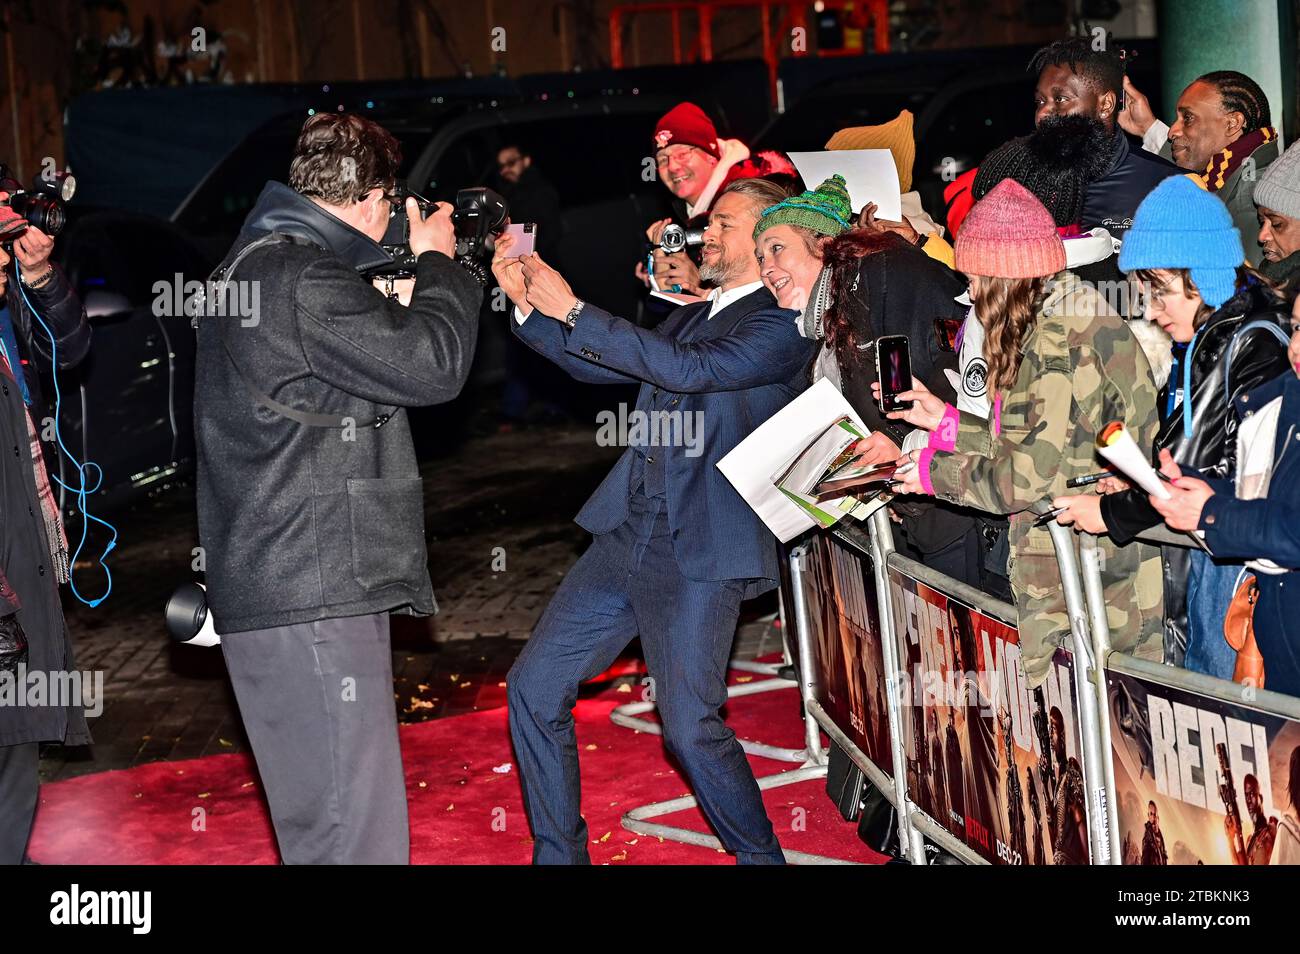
[1212,325,1292,481]
[6,262,90,371]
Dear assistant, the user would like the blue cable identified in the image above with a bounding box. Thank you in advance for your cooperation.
[14,259,116,607]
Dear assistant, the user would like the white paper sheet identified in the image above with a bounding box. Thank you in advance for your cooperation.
[787,149,902,222]
[717,378,880,542]
[1097,426,1171,500]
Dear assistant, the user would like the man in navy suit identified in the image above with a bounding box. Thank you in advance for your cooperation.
[491,177,815,864]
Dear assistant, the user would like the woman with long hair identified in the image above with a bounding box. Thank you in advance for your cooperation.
[891,179,1164,687]
[1052,175,1292,675]
[753,176,986,589]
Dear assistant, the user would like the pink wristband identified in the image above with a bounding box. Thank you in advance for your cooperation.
[929,404,960,451]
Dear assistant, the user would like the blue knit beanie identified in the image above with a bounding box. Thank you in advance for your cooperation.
[1118,174,1243,308]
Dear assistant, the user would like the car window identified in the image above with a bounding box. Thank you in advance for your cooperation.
[175,117,430,238]
[423,112,666,207]
[64,214,211,307]
[916,79,1037,183]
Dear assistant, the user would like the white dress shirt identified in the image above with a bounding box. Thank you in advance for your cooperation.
[705,280,764,319]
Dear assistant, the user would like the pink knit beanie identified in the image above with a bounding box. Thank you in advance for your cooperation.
[955,178,1065,279]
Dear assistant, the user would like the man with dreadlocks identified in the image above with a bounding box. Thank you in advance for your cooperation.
[946,36,1179,243]
[1123,69,1279,263]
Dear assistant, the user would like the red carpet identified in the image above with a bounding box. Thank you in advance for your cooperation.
[29,673,887,865]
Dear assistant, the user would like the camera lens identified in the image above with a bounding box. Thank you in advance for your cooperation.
[661,224,686,254]
[9,194,64,237]
[164,582,208,642]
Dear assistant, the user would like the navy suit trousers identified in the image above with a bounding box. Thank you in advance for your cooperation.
[507,491,785,864]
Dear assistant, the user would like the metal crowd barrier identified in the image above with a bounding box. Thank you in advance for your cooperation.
[611,495,1300,865]
[800,510,1300,865]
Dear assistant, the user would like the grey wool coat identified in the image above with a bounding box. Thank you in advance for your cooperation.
[194,182,483,635]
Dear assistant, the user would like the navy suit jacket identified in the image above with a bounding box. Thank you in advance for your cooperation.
[513,288,814,595]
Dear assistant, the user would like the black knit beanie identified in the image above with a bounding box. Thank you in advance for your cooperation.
[972,114,1114,228]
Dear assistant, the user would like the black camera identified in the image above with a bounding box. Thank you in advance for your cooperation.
[0,164,75,238]
[372,181,507,286]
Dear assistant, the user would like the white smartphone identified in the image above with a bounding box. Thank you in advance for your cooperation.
[503,222,538,257]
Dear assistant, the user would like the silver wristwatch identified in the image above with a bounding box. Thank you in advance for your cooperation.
[564,299,585,329]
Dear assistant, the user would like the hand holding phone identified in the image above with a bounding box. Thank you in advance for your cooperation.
[503,222,538,258]
[875,335,913,413]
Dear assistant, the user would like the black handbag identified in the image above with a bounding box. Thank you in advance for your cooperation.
[0,614,28,675]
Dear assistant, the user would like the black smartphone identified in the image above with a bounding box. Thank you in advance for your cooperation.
[876,334,913,413]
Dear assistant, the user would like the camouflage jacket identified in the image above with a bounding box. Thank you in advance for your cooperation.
[927,270,1165,685]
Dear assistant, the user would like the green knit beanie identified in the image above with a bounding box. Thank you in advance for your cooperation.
[753,174,854,239]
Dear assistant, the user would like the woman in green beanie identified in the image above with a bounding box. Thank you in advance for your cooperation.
[754,175,986,590]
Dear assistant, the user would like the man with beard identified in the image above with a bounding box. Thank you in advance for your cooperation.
[1253,142,1300,295]
[495,177,815,864]
[1029,37,1180,238]
[1140,800,1168,865]
[949,38,1179,240]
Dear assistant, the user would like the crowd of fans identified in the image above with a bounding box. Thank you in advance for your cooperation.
[636,36,1300,698]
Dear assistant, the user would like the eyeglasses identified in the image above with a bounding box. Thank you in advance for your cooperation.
[1141,279,1177,309]
[655,146,704,169]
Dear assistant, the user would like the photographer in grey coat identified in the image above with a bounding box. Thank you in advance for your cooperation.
[194,113,482,864]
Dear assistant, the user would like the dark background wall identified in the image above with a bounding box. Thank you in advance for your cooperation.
[0,0,1180,180]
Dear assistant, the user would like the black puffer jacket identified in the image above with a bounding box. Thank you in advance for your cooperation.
[195,182,483,635]
[1101,282,1292,663]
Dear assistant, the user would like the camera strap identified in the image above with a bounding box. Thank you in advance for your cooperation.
[207,231,394,430]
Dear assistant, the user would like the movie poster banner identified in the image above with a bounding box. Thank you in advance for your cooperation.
[800,531,893,774]
[1108,669,1300,865]
[887,566,1090,865]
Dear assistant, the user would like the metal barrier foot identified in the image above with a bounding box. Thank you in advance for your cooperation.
[619,764,863,864]
[608,668,825,764]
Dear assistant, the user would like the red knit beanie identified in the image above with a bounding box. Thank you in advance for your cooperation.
[954,178,1065,279]
[653,102,722,159]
